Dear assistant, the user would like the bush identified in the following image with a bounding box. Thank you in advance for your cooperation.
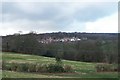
[55,57,62,64]
[2,61,6,70]
[64,65,73,72]
[11,62,18,71]
[5,65,11,70]
[3,62,73,73]
[47,63,65,73]
[28,63,36,72]
[95,63,118,72]
[16,63,28,72]
[36,64,47,73]
[111,64,118,71]
[2,62,11,71]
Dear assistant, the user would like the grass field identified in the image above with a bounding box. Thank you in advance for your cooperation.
[2,52,118,79]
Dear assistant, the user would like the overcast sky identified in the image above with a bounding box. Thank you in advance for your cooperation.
[0,0,118,36]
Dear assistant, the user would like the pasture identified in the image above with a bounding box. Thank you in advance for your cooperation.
[2,52,118,79]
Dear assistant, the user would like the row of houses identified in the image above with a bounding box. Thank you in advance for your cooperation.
[38,37,87,44]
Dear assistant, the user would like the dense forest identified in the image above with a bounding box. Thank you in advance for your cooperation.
[2,32,118,64]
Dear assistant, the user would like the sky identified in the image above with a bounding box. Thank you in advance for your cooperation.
[0,0,119,36]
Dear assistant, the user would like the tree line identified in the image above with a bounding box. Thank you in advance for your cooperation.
[2,32,118,64]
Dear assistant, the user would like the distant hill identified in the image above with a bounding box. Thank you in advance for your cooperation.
[2,32,118,63]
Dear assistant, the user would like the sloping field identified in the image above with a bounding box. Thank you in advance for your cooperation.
[2,52,118,79]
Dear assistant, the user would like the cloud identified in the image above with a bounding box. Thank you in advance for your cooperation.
[85,12,118,33]
[62,12,118,33]
[64,20,86,32]
[1,19,58,35]
[2,2,117,22]
[75,2,117,22]
[1,1,118,35]
[2,0,119,2]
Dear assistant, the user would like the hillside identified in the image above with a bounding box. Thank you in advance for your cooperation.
[2,52,118,78]
[2,32,118,63]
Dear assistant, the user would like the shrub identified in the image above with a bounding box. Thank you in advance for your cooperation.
[64,65,73,72]
[3,61,74,73]
[95,63,118,72]
[47,63,65,73]
[2,61,6,70]
[28,63,36,72]
[55,57,62,65]
[10,62,18,71]
[2,61,11,71]
[5,65,11,70]
[16,63,28,72]
[111,64,118,71]
[36,64,47,73]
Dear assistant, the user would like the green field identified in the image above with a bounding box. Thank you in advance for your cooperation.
[2,52,118,79]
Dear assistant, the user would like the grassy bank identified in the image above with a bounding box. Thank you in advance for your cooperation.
[2,52,118,78]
